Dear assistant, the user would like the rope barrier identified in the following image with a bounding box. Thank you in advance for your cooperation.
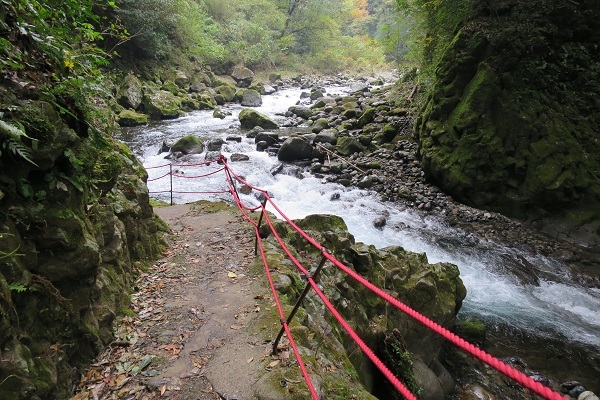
[145,155,567,400]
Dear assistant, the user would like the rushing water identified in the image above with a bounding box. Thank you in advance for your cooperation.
[119,84,600,387]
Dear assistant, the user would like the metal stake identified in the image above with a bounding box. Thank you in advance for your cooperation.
[272,251,329,355]
[254,198,268,255]
[169,164,173,206]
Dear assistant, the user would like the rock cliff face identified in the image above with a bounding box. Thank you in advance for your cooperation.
[0,83,166,398]
[415,0,600,246]
[258,214,465,398]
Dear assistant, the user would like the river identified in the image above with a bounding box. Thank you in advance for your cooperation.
[119,82,600,391]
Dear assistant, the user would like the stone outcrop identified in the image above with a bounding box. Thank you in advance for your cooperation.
[257,214,465,398]
[0,90,166,399]
[414,0,600,245]
[117,73,143,110]
[231,65,254,88]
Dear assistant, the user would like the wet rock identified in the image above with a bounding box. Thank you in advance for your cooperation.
[239,185,252,195]
[213,108,226,119]
[239,109,278,130]
[412,358,445,400]
[357,176,374,189]
[270,163,284,176]
[330,192,341,201]
[241,89,262,107]
[230,153,250,162]
[373,217,387,229]
[246,126,264,139]
[226,136,242,142]
[255,132,280,146]
[256,141,269,152]
[216,84,236,102]
[207,139,225,152]
[171,135,205,155]
[288,105,313,120]
[311,118,329,133]
[456,384,497,399]
[455,318,486,347]
[205,151,221,161]
[314,129,338,145]
[278,137,313,162]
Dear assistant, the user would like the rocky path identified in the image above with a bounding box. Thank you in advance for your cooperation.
[71,202,292,400]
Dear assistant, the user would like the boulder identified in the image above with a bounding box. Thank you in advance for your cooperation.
[170,135,205,155]
[358,107,377,127]
[277,137,314,162]
[314,129,338,145]
[206,139,225,152]
[336,136,365,156]
[164,69,190,90]
[231,66,254,88]
[258,214,466,397]
[117,73,143,110]
[239,109,279,130]
[143,90,183,120]
[288,105,313,120]
[216,84,236,102]
[117,110,148,127]
[254,132,279,146]
[241,89,263,107]
[230,153,250,162]
[311,118,329,133]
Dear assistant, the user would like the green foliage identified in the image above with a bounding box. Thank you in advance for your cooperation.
[394,0,475,70]
[0,119,39,167]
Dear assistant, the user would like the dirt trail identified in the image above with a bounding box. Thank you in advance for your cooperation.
[71,202,286,400]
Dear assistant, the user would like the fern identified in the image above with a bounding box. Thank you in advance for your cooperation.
[0,120,39,167]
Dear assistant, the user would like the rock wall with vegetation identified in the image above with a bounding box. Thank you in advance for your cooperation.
[414,0,600,245]
[0,82,166,398]
[258,214,465,398]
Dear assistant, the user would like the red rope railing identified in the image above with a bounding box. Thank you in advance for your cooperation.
[145,155,567,400]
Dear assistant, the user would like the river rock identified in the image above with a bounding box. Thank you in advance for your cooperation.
[164,69,190,90]
[206,139,225,152]
[216,84,236,102]
[230,153,250,162]
[231,65,254,88]
[337,136,365,156]
[143,90,183,120]
[117,73,143,110]
[311,118,329,133]
[314,129,338,145]
[288,105,313,120]
[239,109,278,130]
[241,89,262,107]
[456,384,497,399]
[277,137,314,162]
[373,217,387,229]
[117,109,148,127]
[254,132,279,146]
[412,358,445,400]
[205,151,221,161]
[171,135,205,155]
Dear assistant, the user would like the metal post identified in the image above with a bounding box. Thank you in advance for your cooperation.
[272,251,329,355]
[254,198,268,255]
[169,164,173,206]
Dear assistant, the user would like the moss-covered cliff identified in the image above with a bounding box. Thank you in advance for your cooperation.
[415,0,600,245]
[0,80,166,398]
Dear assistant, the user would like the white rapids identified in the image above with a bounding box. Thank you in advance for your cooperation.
[120,84,600,351]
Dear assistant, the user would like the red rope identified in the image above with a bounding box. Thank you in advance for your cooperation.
[219,159,567,400]
[260,208,417,398]
[147,172,171,182]
[172,167,225,179]
[255,227,320,400]
[146,157,568,400]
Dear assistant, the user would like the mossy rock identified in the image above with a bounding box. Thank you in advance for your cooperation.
[239,109,279,130]
[170,135,205,155]
[216,84,236,102]
[117,110,148,127]
[142,90,183,120]
[336,136,365,157]
[357,107,377,127]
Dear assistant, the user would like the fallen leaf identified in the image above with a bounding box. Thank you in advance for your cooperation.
[230,325,244,330]
[268,360,281,368]
[228,272,238,278]
[164,344,181,356]
[247,357,254,364]
[160,385,167,396]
